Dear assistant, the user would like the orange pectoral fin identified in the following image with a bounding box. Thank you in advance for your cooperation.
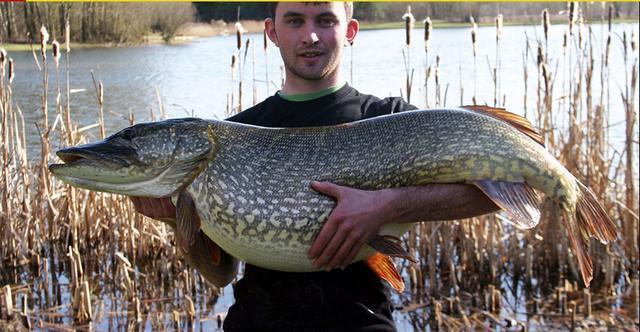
[365,252,405,292]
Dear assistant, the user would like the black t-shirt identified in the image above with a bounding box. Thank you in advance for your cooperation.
[223,84,416,332]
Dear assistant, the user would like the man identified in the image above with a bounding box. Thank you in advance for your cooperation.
[133,2,497,331]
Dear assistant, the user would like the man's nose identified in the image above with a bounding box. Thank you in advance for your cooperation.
[303,32,319,45]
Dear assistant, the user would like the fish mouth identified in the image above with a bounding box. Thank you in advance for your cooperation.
[53,144,135,169]
[48,143,147,192]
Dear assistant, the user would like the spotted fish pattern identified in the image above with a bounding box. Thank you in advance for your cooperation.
[188,108,582,272]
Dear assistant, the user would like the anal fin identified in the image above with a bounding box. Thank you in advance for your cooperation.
[176,191,201,254]
[365,252,405,292]
[474,180,540,229]
[368,235,416,263]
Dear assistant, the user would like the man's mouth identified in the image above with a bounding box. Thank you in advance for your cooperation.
[299,51,323,58]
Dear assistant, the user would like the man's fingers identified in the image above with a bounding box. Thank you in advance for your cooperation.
[312,229,346,270]
[310,181,342,198]
[308,216,337,259]
[343,243,362,268]
[325,236,358,270]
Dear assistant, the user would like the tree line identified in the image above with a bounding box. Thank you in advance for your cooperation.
[1,2,637,45]
[0,3,194,44]
[195,2,639,24]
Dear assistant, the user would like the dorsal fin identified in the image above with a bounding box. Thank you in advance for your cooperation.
[461,105,544,147]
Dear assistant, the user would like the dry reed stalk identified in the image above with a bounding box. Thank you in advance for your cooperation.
[434,55,441,107]
[423,17,432,107]
[470,16,478,105]
[583,288,591,317]
[263,28,270,95]
[402,6,415,103]
[494,14,503,106]
[235,22,246,113]
[251,38,257,106]
[2,285,13,319]
[230,54,237,115]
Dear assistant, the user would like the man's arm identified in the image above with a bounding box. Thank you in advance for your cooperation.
[307,181,499,271]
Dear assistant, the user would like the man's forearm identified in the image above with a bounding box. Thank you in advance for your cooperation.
[381,184,499,224]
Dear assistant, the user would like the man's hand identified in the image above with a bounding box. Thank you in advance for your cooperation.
[308,181,394,271]
[129,196,176,221]
[307,181,499,272]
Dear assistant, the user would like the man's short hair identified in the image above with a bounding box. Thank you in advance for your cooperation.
[268,2,354,20]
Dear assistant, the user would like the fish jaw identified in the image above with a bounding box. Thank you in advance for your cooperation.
[49,118,216,198]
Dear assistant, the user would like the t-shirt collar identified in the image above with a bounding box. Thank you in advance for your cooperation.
[278,82,347,102]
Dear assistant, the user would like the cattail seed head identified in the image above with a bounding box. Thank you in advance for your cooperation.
[537,43,544,66]
[8,58,14,84]
[542,9,550,42]
[424,17,432,51]
[470,16,478,57]
[605,34,612,66]
[568,2,577,36]
[65,19,71,53]
[563,30,568,49]
[402,6,415,46]
[98,82,104,105]
[263,29,268,52]
[52,40,61,67]
[495,14,503,42]
[0,48,6,66]
[631,31,637,53]
[578,17,585,49]
[235,22,245,50]
[40,25,49,59]
[607,4,613,33]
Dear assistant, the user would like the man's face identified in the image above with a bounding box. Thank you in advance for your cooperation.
[266,2,358,82]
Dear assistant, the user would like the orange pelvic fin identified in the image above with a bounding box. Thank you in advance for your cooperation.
[365,252,405,292]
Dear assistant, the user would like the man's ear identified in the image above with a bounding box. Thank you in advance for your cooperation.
[345,19,359,45]
[265,18,280,47]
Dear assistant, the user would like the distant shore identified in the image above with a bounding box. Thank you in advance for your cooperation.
[2,18,637,52]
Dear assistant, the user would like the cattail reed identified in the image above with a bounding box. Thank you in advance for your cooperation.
[402,6,415,103]
[470,16,478,104]
[424,17,432,53]
[542,9,550,44]
[495,14,503,106]
[423,17,432,108]
[568,2,577,36]
[40,26,49,60]
[402,6,414,47]
[52,41,60,68]
[235,22,244,51]
[263,28,270,95]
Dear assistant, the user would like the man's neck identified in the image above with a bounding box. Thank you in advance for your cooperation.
[280,71,343,95]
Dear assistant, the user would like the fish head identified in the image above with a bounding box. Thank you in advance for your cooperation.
[49,118,216,197]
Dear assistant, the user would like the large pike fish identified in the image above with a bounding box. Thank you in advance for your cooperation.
[49,107,617,290]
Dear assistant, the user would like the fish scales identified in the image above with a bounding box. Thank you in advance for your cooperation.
[188,109,574,271]
[50,108,617,285]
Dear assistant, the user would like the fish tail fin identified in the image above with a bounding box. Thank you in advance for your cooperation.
[575,182,617,243]
[365,252,405,292]
[563,182,618,287]
[561,208,594,287]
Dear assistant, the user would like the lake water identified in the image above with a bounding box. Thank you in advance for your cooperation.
[5,22,639,155]
[2,22,639,330]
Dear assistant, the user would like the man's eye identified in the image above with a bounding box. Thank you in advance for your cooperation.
[287,18,303,26]
[319,19,336,27]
